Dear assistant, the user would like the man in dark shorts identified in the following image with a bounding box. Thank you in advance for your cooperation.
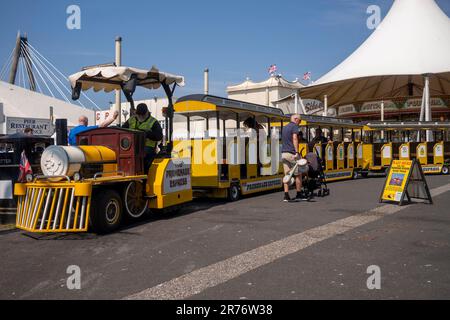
[282,114,308,202]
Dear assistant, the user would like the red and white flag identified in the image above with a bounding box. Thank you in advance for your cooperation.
[18,150,32,183]
[303,71,312,81]
[268,64,278,75]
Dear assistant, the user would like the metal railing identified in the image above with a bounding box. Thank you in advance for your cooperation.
[16,186,91,232]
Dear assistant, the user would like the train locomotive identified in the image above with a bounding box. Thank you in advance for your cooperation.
[14,65,193,233]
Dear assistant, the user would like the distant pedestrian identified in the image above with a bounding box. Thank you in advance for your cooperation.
[24,128,33,135]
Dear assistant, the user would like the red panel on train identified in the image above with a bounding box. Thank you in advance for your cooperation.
[77,127,146,176]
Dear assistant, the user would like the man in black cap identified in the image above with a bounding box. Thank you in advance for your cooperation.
[122,103,163,171]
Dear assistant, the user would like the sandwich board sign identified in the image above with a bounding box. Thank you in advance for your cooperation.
[380,159,432,206]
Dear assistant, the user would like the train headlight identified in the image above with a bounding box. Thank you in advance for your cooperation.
[26,174,34,183]
[73,172,82,182]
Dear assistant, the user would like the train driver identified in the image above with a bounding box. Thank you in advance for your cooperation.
[122,103,163,171]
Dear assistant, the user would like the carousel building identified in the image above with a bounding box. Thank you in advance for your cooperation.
[228,0,450,124]
[299,0,450,124]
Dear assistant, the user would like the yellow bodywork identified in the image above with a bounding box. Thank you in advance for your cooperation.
[381,143,393,167]
[434,142,444,165]
[146,158,193,209]
[78,145,117,175]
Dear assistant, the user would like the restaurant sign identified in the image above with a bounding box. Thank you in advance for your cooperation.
[6,117,54,136]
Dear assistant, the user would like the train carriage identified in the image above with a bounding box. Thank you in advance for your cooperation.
[173,95,288,201]
[297,115,363,181]
[363,122,450,175]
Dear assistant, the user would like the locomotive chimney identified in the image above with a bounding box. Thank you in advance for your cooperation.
[204,68,209,95]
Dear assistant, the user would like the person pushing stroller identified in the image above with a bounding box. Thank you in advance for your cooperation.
[281,114,309,202]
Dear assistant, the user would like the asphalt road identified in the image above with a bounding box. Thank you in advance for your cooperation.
[0,175,449,300]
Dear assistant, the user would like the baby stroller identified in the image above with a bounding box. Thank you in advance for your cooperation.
[302,150,330,198]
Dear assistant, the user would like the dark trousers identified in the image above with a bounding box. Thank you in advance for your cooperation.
[144,147,157,173]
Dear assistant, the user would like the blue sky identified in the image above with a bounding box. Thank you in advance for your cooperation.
[1,0,449,109]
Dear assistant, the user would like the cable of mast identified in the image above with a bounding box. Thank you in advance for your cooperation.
[27,42,102,111]
[0,47,15,80]
[23,44,71,103]
[23,42,82,106]
[20,43,55,98]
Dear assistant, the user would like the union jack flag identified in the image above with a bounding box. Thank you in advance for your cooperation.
[268,64,278,75]
[303,71,312,81]
[18,150,32,183]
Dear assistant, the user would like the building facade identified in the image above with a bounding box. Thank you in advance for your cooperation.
[227,75,304,113]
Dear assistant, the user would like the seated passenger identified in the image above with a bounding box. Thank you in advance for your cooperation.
[69,111,118,146]
[243,117,264,131]
[311,128,330,145]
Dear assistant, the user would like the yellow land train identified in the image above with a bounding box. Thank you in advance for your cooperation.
[297,115,364,181]
[14,66,193,233]
[173,95,288,201]
[362,122,450,175]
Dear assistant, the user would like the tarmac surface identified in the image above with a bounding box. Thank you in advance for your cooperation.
[0,175,449,300]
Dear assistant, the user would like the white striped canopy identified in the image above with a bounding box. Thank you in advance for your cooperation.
[69,66,185,93]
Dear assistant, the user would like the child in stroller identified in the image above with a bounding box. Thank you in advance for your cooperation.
[302,149,330,198]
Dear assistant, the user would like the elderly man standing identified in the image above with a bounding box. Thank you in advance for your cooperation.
[282,114,307,202]
[68,111,118,145]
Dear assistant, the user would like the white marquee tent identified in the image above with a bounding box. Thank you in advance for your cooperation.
[0,80,95,135]
[300,0,450,126]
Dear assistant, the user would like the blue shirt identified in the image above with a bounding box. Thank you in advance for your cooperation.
[68,125,98,145]
[282,122,300,154]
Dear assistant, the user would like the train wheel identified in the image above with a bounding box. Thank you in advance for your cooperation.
[228,184,240,202]
[353,171,359,179]
[124,181,149,219]
[90,189,123,234]
[442,166,449,175]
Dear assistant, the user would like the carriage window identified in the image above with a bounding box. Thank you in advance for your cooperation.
[255,116,269,137]
[390,130,402,143]
[173,114,188,140]
[208,115,219,138]
[0,143,14,153]
[332,128,342,142]
[343,129,353,142]
[298,127,308,143]
[354,130,361,142]
[434,131,444,142]
[362,131,372,144]
[190,116,207,139]
[321,128,331,141]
